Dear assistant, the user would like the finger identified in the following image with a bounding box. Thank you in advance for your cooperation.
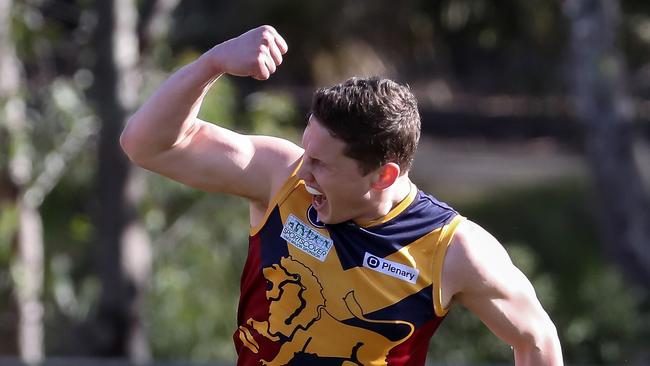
[268,43,283,66]
[264,52,277,74]
[254,54,272,80]
[269,28,288,54]
[259,45,277,74]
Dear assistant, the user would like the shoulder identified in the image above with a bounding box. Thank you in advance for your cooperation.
[247,135,303,198]
[248,136,304,225]
[250,134,304,158]
[446,220,509,270]
[441,220,517,302]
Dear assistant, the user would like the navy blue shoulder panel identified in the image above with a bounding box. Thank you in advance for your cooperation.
[258,207,290,267]
[327,190,457,270]
[343,285,437,330]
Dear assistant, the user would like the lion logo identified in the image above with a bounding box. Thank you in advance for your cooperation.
[238,256,415,365]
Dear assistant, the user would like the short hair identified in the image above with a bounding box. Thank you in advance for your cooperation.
[310,77,421,175]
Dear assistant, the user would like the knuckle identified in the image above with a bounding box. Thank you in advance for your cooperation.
[261,31,273,44]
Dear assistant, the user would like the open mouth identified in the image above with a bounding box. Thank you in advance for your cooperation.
[305,185,327,208]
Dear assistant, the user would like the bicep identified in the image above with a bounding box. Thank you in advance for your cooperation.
[136,118,303,202]
[456,261,550,347]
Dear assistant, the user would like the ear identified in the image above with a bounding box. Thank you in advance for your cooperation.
[371,163,400,190]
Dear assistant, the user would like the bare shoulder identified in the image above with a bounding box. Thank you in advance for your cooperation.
[245,134,303,223]
[445,220,512,277]
[249,134,304,164]
[441,220,517,305]
[248,134,304,198]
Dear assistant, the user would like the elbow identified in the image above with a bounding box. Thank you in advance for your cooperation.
[119,118,144,164]
[513,321,563,365]
[119,128,135,161]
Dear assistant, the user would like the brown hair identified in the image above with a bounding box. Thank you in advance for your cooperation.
[310,77,421,175]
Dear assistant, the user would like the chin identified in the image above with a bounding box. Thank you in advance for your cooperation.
[316,213,335,225]
[316,205,348,225]
[317,214,333,224]
[320,215,348,225]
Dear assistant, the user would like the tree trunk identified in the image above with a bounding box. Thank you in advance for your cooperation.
[564,0,650,288]
[15,200,44,365]
[88,0,152,362]
[138,0,182,52]
[0,0,44,363]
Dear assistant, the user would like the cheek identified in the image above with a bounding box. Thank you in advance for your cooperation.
[314,170,367,199]
[312,169,332,186]
[326,179,363,200]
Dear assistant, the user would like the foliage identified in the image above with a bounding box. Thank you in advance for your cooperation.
[144,191,249,360]
[1,0,649,364]
[429,181,650,364]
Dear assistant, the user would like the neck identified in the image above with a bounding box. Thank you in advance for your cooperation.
[379,175,414,213]
[355,175,414,226]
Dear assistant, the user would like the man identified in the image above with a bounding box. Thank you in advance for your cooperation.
[120,26,563,365]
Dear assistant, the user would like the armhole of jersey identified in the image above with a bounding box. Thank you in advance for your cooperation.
[432,214,465,317]
[249,159,303,236]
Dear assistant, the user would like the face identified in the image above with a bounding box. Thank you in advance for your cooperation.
[296,116,377,224]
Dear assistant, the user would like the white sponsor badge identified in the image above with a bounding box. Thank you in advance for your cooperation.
[281,214,333,261]
[363,252,419,284]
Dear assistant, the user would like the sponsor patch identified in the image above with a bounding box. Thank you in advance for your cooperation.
[281,214,333,261]
[363,252,419,284]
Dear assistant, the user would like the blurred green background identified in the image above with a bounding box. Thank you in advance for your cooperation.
[1,0,649,365]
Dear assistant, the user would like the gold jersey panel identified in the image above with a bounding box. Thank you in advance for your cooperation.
[236,170,464,366]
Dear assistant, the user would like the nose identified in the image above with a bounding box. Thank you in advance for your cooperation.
[296,158,313,184]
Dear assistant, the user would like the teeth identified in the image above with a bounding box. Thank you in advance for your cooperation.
[305,185,323,196]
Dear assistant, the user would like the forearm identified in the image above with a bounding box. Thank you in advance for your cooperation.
[120,54,222,162]
[121,25,286,164]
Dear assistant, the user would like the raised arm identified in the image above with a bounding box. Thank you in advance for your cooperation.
[120,25,303,205]
[441,220,563,366]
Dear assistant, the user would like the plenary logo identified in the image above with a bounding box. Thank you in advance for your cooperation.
[363,252,419,284]
[307,205,326,228]
[366,255,381,269]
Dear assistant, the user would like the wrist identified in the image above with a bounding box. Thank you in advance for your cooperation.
[198,46,226,79]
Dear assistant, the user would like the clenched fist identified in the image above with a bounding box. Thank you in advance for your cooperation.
[205,25,288,80]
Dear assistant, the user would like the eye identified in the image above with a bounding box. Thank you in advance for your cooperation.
[312,158,327,170]
[305,155,319,166]
[306,155,328,172]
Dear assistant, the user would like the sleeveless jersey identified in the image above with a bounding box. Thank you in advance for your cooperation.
[234,165,464,365]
